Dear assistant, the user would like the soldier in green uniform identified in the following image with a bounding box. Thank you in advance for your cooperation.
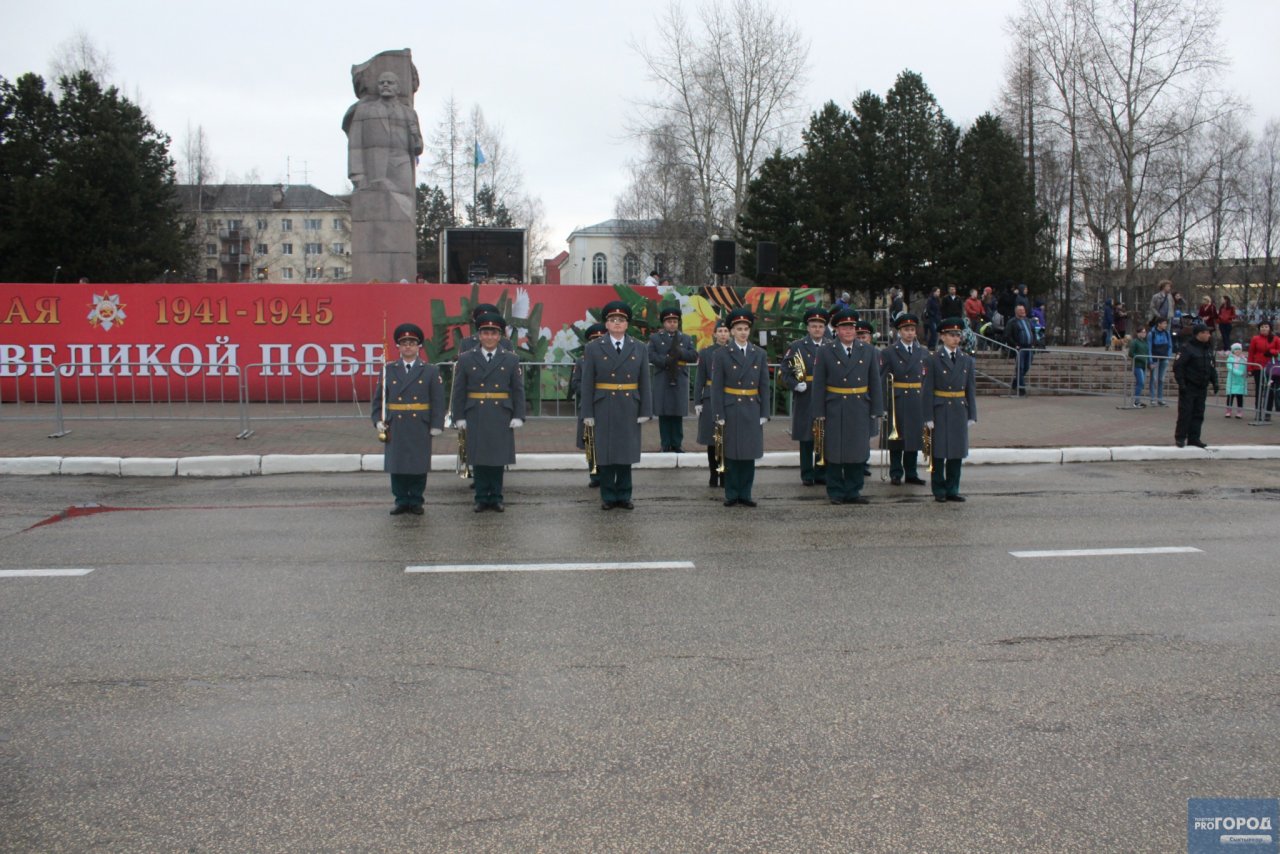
[712,307,771,507]
[450,312,526,512]
[811,309,884,505]
[581,301,654,510]
[879,313,928,486]
[571,322,607,487]
[648,304,699,452]
[694,319,730,487]
[371,323,445,515]
[779,306,829,486]
[922,317,978,502]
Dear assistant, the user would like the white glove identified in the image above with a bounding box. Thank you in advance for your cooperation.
[759,417,768,425]
[794,381,808,393]
[583,417,595,427]
[717,418,726,426]
[509,418,524,429]
[925,420,934,429]
[968,419,976,426]
[455,419,467,430]
[430,428,442,436]
[695,404,703,416]
[376,420,388,432]
[637,416,650,424]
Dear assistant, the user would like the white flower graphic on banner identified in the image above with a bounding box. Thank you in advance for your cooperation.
[86,293,127,331]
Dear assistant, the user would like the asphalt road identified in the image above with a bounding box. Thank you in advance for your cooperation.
[1,464,1277,852]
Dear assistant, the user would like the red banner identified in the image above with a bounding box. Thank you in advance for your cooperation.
[2,281,821,403]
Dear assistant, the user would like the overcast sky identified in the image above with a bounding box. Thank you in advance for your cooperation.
[4,0,1278,256]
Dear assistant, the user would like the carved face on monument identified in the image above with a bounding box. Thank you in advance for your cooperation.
[377,72,400,100]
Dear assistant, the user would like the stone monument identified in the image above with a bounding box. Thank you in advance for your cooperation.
[342,49,423,282]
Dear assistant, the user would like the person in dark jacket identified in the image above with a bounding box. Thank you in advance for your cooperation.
[940,284,964,322]
[1172,322,1219,448]
[695,319,730,486]
[1006,305,1037,396]
[372,323,446,515]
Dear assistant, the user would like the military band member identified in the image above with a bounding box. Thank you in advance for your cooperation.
[450,312,526,512]
[695,319,730,487]
[712,307,771,507]
[457,302,515,354]
[648,304,699,452]
[780,306,830,486]
[811,309,885,505]
[581,300,654,510]
[372,322,445,515]
[922,317,978,503]
[571,322,607,487]
[879,313,928,486]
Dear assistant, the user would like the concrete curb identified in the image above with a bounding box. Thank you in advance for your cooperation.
[1,445,1276,477]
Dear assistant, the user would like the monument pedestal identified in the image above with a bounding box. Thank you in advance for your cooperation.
[350,188,417,283]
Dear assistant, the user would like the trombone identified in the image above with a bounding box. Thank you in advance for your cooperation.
[812,417,826,468]
[456,426,473,479]
[880,372,899,481]
[713,421,727,474]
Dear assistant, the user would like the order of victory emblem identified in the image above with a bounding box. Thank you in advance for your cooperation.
[87,293,127,331]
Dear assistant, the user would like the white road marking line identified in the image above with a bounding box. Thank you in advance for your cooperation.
[0,568,96,577]
[406,561,695,574]
[1010,547,1203,559]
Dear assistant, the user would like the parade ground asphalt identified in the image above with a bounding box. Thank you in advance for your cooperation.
[0,392,1276,473]
[0,461,1277,851]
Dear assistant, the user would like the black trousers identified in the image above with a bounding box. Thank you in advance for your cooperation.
[723,458,756,502]
[597,464,633,503]
[390,472,427,507]
[798,439,826,483]
[825,463,865,502]
[473,465,504,506]
[658,415,685,450]
[1175,386,1208,443]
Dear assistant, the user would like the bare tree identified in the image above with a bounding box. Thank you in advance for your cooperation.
[178,122,218,187]
[48,29,114,86]
[632,0,808,244]
[1191,112,1250,289]
[1244,119,1280,309]
[426,96,463,222]
[1072,0,1230,288]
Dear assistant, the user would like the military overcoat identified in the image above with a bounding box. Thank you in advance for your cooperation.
[693,343,722,446]
[711,343,771,460]
[879,340,928,453]
[647,329,699,416]
[810,341,885,464]
[779,336,824,441]
[580,335,653,465]
[372,360,446,474]
[921,348,977,459]
[450,348,525,467]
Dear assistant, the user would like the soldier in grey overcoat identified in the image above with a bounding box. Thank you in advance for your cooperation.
[648,304,699,452]
[581,301,653,509]
[571,322,607,487]
[779,306,830,486]
[372,323,445,515]
[879,313,928,487]
[922,317,978,502]
[811,309,885,504]
[712,307,771,507]
[450,312,526,512]
[694,320,730,487]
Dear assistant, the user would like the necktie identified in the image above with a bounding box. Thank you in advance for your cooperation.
[615,341,622,354]
[485,351,492,362]
[951,351,957,364]
[845,346,852,358]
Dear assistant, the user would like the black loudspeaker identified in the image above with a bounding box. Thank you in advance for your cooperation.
[712,239,736,275]
[756,241,778,276]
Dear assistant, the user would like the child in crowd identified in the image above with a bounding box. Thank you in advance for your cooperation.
[1225,342,1247,418]
[1129,325,1151,407]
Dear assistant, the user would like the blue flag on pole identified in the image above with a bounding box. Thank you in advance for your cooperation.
[474,141,486,167]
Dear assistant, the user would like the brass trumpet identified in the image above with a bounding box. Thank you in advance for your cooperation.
[923,425,934,474]
[456,427,473,479]
[713,421,727,474]
[813,417,826,467]
[583,422,598,475]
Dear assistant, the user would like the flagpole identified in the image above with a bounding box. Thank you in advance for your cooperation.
[472,136,478,224]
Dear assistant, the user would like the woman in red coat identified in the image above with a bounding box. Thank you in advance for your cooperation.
[1217,296,1237,350]
[1247,319,1279,416]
